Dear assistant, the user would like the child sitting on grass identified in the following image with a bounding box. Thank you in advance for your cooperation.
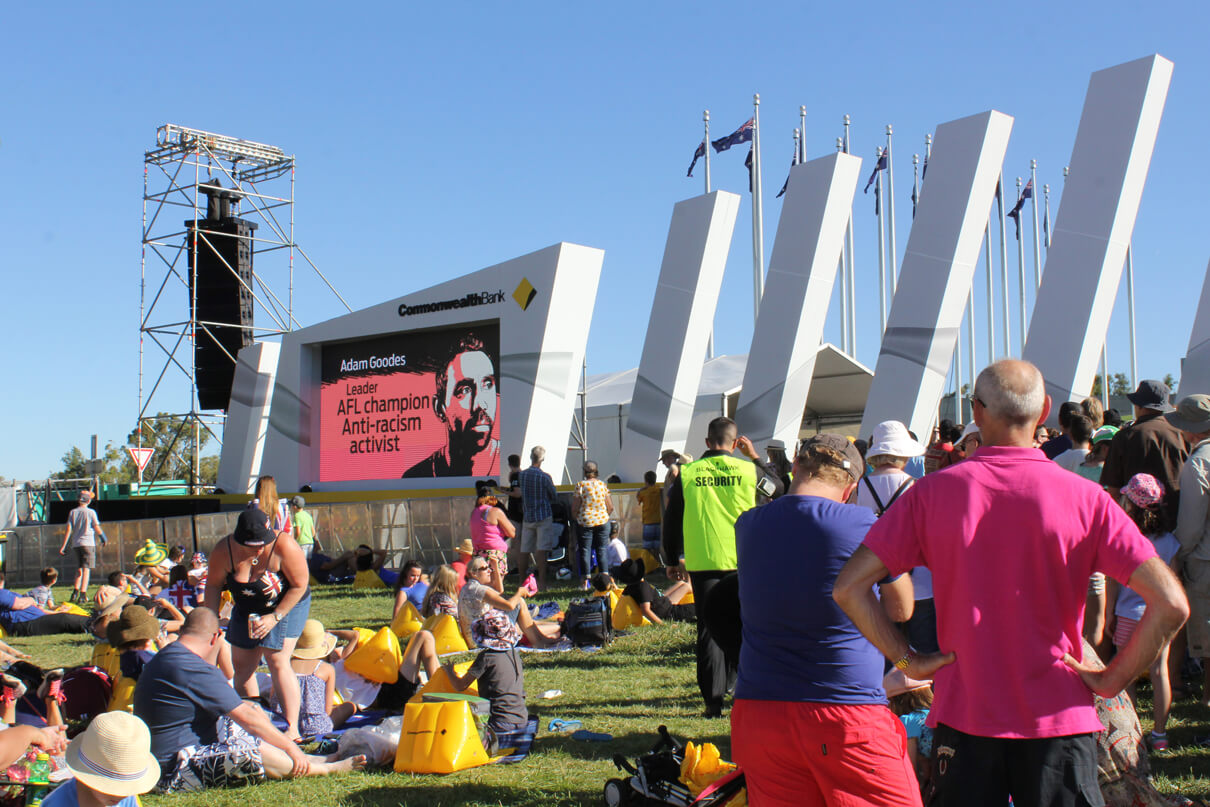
[1106,472,1181,752]
[884,669,933,788]
[441,612,528,755]
[107,604,160,682]
[615,558,695,625]
[270,619,339,736]
[26,568,58,610]
[421,565,460,618]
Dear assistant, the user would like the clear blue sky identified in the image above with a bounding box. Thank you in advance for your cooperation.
[2,1,1207,480]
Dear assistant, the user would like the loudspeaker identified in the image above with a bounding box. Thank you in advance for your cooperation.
[186,184,257,411]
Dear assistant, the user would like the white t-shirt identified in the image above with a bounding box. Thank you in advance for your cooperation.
[334,659,381,709]
[856,469,932,600]
[1053,447,1091,473]
[607,538,627,569]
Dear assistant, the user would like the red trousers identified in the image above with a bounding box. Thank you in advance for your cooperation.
[731,699,922,807]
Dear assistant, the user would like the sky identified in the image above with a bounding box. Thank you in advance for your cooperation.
[1,1,1207,480]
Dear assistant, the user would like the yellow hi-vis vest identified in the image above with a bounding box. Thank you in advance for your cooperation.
[680,454,758,572]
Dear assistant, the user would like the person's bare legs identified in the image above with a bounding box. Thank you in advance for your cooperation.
[265,640,302,741]
[259,743,366,778]
[666,581,693,604]
[231,645,262,699]
[400,630,440,683]
[1152,644,1173,736]
[331,702,358,728]
[216,638,235,679]
[79,567,91,597]
[516,606,560,647]
[1083,588,1106,651]
[1167,626,1188,698]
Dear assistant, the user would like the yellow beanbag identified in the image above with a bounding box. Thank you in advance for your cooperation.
[679,591,694,605]
[390,601,424,639]
[62,603,89,616]
[408,661,479,703]
[592,588,620,614]
[91,642,121,681]
[394,699,489,774]
[108,675,136,713]
[629,547,660,574]
[353,569,387,590]
[423,614,469,655]
[343,627,402,684]
[612,594,651,631]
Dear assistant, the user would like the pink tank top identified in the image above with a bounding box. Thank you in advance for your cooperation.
[470,504,508,553]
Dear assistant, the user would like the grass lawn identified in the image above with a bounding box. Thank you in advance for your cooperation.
[15,584,1210,805]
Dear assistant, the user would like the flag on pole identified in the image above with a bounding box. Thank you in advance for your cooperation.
[1006,179,1033,240]
[687,141,706,177]
[744,147,754,192]
[874,178,882,216]
[863,150,888,193]
[1043,206,1051,247]
[775,145,801,198]
[712,118,755,153]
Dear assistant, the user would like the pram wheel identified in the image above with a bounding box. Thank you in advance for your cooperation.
[604,778,629,806]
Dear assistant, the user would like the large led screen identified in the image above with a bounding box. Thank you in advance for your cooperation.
[318,323,500,482]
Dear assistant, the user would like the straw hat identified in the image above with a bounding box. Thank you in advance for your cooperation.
[93,586,132,619]
[64,711,160,797]
[106,605,160,647]
[867,421,926,460]
[134,539,167,567]
[456,538,474,555]
[292,619,337,660]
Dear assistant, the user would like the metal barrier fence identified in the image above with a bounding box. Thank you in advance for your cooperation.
[4,488,647,588]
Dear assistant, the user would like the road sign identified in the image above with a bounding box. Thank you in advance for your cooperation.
[127,447,154,475]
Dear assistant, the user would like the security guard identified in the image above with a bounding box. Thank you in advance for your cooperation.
[663,416,783,716]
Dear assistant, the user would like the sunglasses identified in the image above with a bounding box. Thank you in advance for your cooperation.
[471,566,490,574]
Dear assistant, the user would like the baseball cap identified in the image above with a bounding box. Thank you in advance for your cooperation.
[233,508,274,547]
[290,495,305,508]
[798,434,865,482]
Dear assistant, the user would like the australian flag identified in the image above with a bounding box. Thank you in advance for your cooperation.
[687,141,706,177]
[776,148,800,198]
[712,118,754,153]
[745,147,754,192]
[864,150,888,193]
[1006,179,1033,240]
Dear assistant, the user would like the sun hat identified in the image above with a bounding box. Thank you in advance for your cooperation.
[766,439,786,451]
[456,538,474,555]
[616,558,645,586]
[471,610,523,651]
[105,605,160,647]
[1166,394,1210,434]
[798,434,865,482]
[957,421,981,446]
[232,507,274,547]
[1126,379,1175,413]
[867,421,927,460]
[64,711,160,797]
[659,449,692,464]
[1092,425,1119,446]
[1122,473,1165,509]
[883,669,932,699]
[292,619,338,660]
[94,586,133,619]
[133,539,167,567]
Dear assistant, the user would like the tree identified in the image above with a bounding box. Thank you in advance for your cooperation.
[127,414,217,486]
[1164,373,1177,391]
[1110,373,1132,397]
[1091,374,1104,398]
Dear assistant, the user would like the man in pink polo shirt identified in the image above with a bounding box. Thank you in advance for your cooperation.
[834,359,1188,807]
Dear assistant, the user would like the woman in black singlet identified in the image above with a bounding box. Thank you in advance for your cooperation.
[204,506,311,741]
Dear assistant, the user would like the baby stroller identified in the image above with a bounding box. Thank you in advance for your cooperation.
[603,726,744,807]
[548,498,574,571]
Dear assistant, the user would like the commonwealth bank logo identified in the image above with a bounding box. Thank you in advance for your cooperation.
[513,278,537,311]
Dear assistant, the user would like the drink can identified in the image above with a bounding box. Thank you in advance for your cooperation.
[249,614,262,634]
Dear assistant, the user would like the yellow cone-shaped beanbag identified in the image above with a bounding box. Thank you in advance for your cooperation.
[353,569,387,590]
[90,642,121,681]
[592,588,620,614]
[108,674,136,713]
[629,547,660,574]
[408,661,479,703]
[394,699,489,774]
[423,614,469,655]
[679,591,694,605]
[390,601,424,639]
[612,594,651,631]
[343,626,402,684]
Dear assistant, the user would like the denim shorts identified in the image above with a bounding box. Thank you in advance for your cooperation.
[227,589,311,651]
[641,524,661,551]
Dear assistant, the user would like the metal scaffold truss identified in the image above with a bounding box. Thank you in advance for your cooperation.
[139,124,350,493]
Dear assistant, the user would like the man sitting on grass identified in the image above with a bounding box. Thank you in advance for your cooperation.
[0,572,90,636]
[133,607,365,792]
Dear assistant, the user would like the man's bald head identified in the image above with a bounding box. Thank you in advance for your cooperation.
[974,359,1047,429]
[180,606,219,639]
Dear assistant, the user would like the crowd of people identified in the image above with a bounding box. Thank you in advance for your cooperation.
[9,365,1210,806]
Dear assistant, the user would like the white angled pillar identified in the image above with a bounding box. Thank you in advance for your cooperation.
[1178,258,1210,398]
[859,110,1014,439]
[1023,55,1173,413]
[617,191,740,481]
[216,342,281,493]
[733,153,862,448]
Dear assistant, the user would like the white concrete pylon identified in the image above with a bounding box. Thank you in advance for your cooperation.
[859,110,1014,439]
[1178,257,1210,398]
[733,153,862,449]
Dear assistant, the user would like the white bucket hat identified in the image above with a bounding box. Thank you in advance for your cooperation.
[64,711,161,797]
[867,421,926,460]
[957,421,981,447]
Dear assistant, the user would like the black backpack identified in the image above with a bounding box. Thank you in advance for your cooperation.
[562,596,612,647]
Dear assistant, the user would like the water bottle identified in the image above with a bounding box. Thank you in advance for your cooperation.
[25,753,49,806]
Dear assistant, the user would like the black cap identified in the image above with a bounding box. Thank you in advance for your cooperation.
[233,508,273,547]
[1126,379,1175,413]
[798,434,865,482]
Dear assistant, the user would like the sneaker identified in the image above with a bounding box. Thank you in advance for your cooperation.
[1149,732,1170,751]
[37,669,64,703]
[1,674,26,703]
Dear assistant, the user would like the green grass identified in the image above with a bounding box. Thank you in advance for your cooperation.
[18,586,1210,805]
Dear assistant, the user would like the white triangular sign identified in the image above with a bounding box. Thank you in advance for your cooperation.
[127,446,154,474]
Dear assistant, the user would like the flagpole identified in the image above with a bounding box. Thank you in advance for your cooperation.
[876,146,887,336]
[985,221,995,362]
[799,106,807,161]
[703,110,711,194]
[833,135,850,355]
[997,174,1010,357]
[886,125,898,295]
[751,93,765,325]
[955,316,964,422]
[1013,177,1028,354]
[1043,183,1052,249]
[1030,159,1042,292]
[843,115,856,354]
[911,153,920,219]
[968,289,977,395]
[1127,245,1138,389]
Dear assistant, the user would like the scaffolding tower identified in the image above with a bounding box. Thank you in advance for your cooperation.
[139,124,349,493]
